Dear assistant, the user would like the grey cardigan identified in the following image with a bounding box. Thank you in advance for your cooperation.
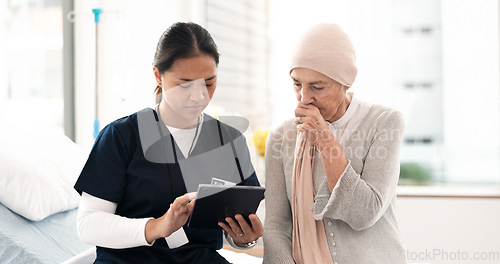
[263,104,407,264]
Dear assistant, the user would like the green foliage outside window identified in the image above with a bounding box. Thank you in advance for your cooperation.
[399,162,432,185]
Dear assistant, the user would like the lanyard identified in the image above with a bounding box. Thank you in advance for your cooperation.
[152,109,245,196]
[215,119,245,183]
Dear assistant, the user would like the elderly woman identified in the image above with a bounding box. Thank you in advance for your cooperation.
[263,24,407,264]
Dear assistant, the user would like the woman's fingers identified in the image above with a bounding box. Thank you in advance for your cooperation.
[173,194,189,207]
[297,101,315,109]
[218,214,264,244]
[295,116,306,125]
[295,107,310,119]
[296,102,322,115]
[186,199,195,215]
[295,104,323,125]
[248,214,264,237]
[295,114,319,127]
[224,216,243,235]
[234,214,252,234]
[218,221,234,236]
[171,193,196,216]
[236,214,264,239]
[185,192,196,214]
[295,102,314,117]
[187,192,197,201]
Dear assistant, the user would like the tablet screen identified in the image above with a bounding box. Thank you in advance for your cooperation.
[188,184,265,229]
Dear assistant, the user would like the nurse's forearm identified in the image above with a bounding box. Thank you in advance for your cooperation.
[77,192,152,248]
[145,217,172,244]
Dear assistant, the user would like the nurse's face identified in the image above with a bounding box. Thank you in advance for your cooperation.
[156,55,217,125]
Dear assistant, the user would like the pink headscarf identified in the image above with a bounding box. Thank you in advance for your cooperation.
[290,23,357,87]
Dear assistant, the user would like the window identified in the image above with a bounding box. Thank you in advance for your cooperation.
[395,0,499,185]
[204,0,270,129]
[0,0,64,133]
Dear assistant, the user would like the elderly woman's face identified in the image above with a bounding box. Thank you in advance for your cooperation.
[291,68,347,122]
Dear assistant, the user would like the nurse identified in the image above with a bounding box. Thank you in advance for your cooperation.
[74,22,263,264]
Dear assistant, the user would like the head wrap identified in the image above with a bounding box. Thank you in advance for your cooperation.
[290,24,357,87]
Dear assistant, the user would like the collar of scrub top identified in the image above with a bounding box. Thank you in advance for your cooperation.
[155,105,202,162]
[152,107,246,184]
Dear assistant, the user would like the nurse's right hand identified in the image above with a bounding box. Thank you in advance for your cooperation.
[145,192,196,244]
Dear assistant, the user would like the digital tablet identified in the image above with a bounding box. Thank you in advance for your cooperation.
[187,184,265,229]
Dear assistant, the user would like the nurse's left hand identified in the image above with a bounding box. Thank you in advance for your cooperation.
[218,214,263,246]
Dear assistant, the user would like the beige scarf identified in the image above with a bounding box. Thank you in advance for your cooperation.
[291,131,333,264]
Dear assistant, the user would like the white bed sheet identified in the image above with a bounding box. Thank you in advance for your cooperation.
[0,203,92,264]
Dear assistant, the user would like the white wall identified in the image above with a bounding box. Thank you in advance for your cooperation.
[397,196,500,264]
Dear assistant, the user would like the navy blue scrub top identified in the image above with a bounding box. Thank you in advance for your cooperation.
[74,108,260,264]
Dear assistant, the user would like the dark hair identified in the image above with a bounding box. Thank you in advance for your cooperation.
[153,22,219,99]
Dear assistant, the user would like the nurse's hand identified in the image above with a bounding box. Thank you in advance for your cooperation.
[218,214,263,246]
[145,192,196,244]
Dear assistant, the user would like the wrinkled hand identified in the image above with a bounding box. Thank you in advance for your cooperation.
[218,214,263,245]
[295,102,334,147]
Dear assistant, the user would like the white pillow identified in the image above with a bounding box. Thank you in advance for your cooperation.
[0,130,86,221]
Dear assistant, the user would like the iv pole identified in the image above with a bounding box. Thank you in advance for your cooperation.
[92,8,102,139]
